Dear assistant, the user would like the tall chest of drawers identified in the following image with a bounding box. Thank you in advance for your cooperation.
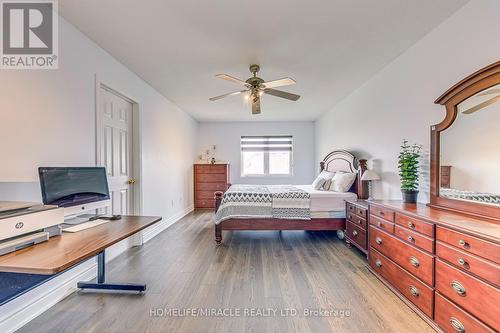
[194,164,230,209]
[368,201,499,333]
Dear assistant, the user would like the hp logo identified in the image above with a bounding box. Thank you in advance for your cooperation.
[15,222,24,229]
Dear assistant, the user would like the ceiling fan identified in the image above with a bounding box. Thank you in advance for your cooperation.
[209,64,300,115]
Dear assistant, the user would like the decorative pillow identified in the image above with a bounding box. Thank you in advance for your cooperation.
[312,176,326,190]
[330,172,357,192]
[313,170,335,190]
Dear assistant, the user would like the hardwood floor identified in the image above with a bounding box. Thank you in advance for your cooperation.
[19,210,434,333]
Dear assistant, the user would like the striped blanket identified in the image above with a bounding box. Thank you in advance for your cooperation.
[215,185,311,224]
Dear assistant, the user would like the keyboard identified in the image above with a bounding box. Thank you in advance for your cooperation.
[63,219,110,233]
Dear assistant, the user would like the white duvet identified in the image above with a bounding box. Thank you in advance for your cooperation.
[294,185,357,212]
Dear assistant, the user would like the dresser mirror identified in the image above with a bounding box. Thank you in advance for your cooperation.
[431,61,500,220]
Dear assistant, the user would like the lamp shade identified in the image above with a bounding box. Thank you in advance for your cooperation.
[361,170,380,181]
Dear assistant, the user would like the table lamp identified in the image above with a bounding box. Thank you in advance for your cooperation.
[361,170,380,200]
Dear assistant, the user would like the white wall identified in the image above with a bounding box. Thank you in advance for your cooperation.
[0,15,197,332]
[0,16,198,217]
[315,0,500,202]
[198,122,315,185]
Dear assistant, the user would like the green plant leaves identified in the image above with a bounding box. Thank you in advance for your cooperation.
[398,139,422,190]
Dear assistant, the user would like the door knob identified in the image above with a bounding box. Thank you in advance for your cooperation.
[127,179,136,185]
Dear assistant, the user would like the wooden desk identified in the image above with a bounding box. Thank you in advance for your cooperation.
[0,216,161,292]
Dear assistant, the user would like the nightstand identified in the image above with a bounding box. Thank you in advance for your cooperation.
[345,199,369,258]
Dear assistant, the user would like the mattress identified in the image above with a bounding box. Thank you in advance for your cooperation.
[294,185,357,212]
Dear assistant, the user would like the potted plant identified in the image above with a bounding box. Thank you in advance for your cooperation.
[398,139,423,203]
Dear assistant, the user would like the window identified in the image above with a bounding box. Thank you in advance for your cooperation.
[241,136,293,176]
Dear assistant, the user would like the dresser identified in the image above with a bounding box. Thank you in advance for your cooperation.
[368,201,499,333]
[345,199,369,257]
[194,164,230,209]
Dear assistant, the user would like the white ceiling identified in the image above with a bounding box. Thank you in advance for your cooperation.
[59,0,467,122]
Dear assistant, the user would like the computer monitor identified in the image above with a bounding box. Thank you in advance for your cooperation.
[38,167,111,218]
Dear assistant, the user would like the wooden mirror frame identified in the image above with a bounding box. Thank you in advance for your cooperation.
[430,61,500,221]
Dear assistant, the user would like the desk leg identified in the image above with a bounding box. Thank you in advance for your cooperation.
[77,250,146,292]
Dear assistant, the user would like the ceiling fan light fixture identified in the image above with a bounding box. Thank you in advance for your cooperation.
[209,65,300,115]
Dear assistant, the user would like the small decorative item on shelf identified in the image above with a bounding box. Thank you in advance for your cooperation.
[361,169,380,200]
[211,157,216,164]
[398,139,423,203]
[205,149,211,164]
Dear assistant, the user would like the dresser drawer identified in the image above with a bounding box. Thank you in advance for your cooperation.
[395,225,434,253]
[196,182,227,191]
[346,202,357,215]
[370,205,395,222]
[436,227,500,264]
[437,241,500,287]
[195,165,227,174]
[347,212,367,230]
[195,199,215,208]
[196,191,219,200]
[395,212,433,237]
[435,259,500,330]
[346,221,366,250]
[370,249,433,318]
[370,215,395,234]
[435,293,495,333]
[370,226,434,286]
[196,173,227,183]
[355,206,367,219]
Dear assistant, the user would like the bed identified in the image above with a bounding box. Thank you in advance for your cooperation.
[213,150,368,245]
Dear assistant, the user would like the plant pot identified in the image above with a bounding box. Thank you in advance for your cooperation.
[401,189,419,203]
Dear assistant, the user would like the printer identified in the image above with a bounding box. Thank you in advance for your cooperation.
[0,201,64,256]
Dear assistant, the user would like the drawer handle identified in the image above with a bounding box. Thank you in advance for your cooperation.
[407,221,415,229]
[409,256,420,267]
[457,258,466,266]
[375,259,382,268]
[449,317,465,333]
[458,239,468,248]
[409,285,419,297]
[379,211,385,216]
[375,237,382,245]
[450,281,466,296]
[407,235,414,242]
[352,230,358,237]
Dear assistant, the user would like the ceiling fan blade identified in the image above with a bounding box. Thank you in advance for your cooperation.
[252,97,261,114]
[215,74,248,86]
[462,95,500,114]
[209,90,248,101]
[264,88,300,101]
[262,77,296,89]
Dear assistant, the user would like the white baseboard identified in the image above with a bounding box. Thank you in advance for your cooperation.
[142,205,193,243]
[0,206,193,333]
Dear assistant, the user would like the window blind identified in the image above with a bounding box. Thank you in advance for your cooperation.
[240,136,293,152]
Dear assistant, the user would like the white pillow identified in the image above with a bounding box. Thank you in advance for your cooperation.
[330,172,357,192]
[318,170,336,180]
[312,177,326,190]
[314,171,335,190]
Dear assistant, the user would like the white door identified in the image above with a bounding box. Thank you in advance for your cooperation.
[98,86,134,216]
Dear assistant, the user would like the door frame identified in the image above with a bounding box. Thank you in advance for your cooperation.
[94,75,143,216]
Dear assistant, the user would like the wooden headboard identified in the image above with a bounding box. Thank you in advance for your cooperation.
[319,150,368,199]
